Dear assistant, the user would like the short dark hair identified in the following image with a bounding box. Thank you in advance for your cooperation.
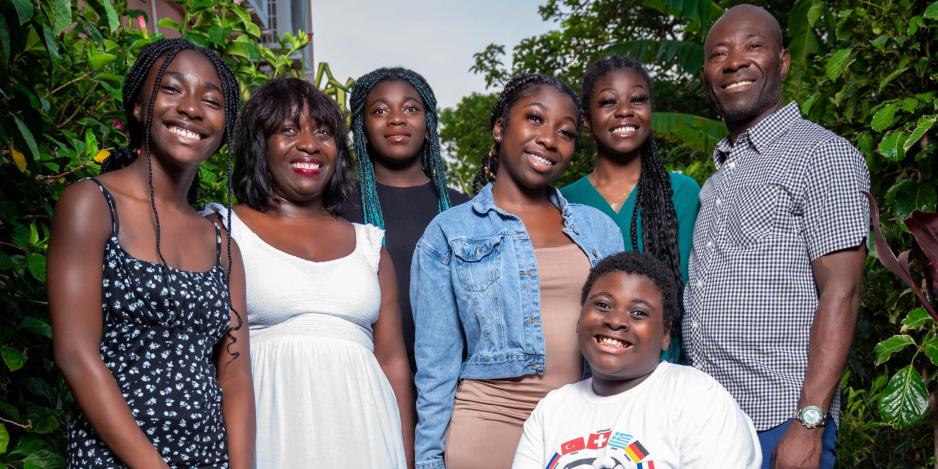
[581,252,677,331]
[232,77,353,215]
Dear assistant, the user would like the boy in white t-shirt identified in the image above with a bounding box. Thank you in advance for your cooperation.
[513,253,761,469]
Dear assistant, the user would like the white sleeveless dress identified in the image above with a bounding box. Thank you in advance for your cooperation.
[207,205,406,468]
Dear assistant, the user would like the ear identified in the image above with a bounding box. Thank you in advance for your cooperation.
[583,114,592,133]
[660,323,671,352]
[133,99,143,123]
[492,117,504,144]
[425,128,429,142]
[779,48,792,81]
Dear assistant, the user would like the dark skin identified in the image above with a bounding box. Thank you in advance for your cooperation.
[230,108,415,468]
[47,50,254,468]
[491,85,579,248]
[703,5,865,468]
[364,80,430,187]
[586,69,652,213]
[577,272,670,397]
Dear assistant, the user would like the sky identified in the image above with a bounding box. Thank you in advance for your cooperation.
[310,0,556,110]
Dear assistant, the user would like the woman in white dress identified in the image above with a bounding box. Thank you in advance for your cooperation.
[207,77,414,468]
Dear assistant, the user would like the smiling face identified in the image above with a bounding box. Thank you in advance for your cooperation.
[578,271,669,396]
[265,107,338,205]
[492,85,578,192]
[587,68,652,160]
[363,80,428,170]
[133,49,226,167]
[702,5,790,132]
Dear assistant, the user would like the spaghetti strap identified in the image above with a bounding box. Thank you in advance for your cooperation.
[212,222,223,266]
[87,177,120,236]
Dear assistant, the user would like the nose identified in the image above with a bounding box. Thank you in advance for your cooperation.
[388,109,405,126]
[614,102,636,119]
[722,46,749,73]
[603,309,630,330]
[295,129,320,155]
[534,126,558,152]
[175,91,203,121]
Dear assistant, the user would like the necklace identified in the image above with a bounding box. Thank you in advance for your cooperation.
[588,171,634,213]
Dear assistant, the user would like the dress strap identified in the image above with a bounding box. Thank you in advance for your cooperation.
[87,177,120,236]
[212,222,223,266]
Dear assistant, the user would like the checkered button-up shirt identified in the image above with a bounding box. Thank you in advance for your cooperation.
[682,102,870,431]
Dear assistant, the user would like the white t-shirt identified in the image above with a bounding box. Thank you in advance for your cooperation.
[512,362,761,469]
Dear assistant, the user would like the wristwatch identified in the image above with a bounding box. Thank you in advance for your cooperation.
[794,406,827,429]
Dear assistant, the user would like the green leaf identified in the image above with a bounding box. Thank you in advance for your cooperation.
[871,103,898,132]
[157,17,182,31]
[924,337,938,366]
[20,317,52,339]
[641,0,723,33]
[0,422,8,454]
[606,39,704,78]
[652,112,727,155]
[903,115,937,152]
[885,179,937,218]
[925,1,938,19]
[900,97,919,113]
[22,448,64,468]
[1,346,25,372]
[0,9,10,65]
[908,15,925,35]
[40,22,60,65]
[245,22,261,39]
[12,115,39,162]
[88,50,117,71]
[902,307,933,331]
[89,0,119,31]
[878,131,908,161]
[879,58,911,92]
[84,130,99,157]
[826,48,853,81]
[53,0,72,35]
[10,0,34,25]
[233,4,254,29]
[874,334,915,365]
[26,252,45,281]
[879,366,928,429]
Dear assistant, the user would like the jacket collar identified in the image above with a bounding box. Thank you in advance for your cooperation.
[471,182,574,221]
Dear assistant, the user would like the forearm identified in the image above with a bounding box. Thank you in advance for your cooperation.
[220,370,256,469]
[799,289,860,412]
[58,354,167,468]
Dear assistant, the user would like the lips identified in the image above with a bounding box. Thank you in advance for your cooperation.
[524,150,556,171]
[384,131,412,144]
[721,79,756,91]
[594,334,634,352]
[289,158,323,175]
[164,120,207,143]
[610,124,640,137]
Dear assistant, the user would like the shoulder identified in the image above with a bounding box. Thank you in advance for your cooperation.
[567,202,622,243]
[559,175,590,195]
[53,179,112,233]
[668,172,701,194]
[536,379,591,411]
[653,363,737,403]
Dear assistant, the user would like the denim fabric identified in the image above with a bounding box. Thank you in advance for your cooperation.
[411,183,624,469]
[757,419,837,468]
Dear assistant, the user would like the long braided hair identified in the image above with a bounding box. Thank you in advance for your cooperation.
[349,67,452,229]
[100,38,244,359]
[581,56,682,289]
[471,73,583,194]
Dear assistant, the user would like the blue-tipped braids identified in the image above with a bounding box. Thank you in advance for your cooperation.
[349,67,452,229]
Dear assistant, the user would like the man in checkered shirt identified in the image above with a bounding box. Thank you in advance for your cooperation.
[683,5,870,469]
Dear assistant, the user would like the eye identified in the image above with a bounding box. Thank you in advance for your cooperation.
[708,50,727,60]
[526,111,544,124]
[404,104,421,113]
[280,125,297,136]
[598,97,616,107]
[559,128,577,140]
[372,107,388,116]
[749,43,763,50]
[160,84,181,94]
[630,95,649,104]
[593,300,612,311]
[630,309,649,319]
[203,96,222,109]
[315,127,333,137]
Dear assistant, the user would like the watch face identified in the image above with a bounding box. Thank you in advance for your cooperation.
[803,407,823,425]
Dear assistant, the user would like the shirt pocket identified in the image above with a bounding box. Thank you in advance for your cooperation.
[726,183,793,246]
[451,236,504,292]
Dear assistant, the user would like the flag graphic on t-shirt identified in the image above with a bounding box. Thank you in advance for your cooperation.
[624,440,649,462]
[636,461,656,469]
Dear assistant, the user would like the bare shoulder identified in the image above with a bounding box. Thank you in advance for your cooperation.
[52,179,112,242]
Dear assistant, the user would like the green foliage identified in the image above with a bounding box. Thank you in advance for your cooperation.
[0,0,314,465]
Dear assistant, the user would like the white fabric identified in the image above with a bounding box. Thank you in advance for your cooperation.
[207,204,406,468]
[512,362,761,469]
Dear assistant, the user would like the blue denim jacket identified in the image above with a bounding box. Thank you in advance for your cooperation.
[410,183,624,468]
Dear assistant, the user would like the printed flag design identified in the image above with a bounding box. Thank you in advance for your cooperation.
[636,461,656,469]
[545,452,561,469]
[607,432,633,450]
[624,440,649,462]
[560,437,586,455]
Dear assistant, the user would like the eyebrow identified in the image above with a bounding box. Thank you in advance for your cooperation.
[369,96,423,106]
[163,71,222,93]
[526,101,577,124]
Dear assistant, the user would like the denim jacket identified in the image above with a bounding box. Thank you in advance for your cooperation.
[410,183,624,468]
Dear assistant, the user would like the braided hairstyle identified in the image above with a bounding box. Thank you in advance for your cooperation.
[471,73,583,194]
[581,56,682,289]
[349,67,452,229]
[102,38,244,359]
[580,252,676,331]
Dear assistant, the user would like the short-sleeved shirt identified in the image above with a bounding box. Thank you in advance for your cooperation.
[682,102,870,431]
[562,171,700,363]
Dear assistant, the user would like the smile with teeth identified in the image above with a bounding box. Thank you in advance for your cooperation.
[724,80,755,90]
[526,152,554,167]
[168,125,202,141]
[290,161,321,170]
[611,125,639,136]
[595,335,632,350]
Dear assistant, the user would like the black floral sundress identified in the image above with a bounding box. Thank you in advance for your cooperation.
[66,179,231,468]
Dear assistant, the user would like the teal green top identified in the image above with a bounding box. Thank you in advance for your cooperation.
[560,171,701,362]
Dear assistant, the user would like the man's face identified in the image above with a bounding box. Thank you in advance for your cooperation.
[702,7,790,128]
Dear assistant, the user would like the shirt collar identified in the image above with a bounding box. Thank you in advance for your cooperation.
[713,101,802,165]
[471,182,573,220]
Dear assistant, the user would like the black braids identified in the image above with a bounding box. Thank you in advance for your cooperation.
[580,252,677,331]
[472,73,583,195]
[582,56,683,289]
[350,67,453,229]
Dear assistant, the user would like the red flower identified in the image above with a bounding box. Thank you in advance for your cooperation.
[112,119,123,130]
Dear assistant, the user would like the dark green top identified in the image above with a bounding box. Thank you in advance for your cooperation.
[561,172,701,362]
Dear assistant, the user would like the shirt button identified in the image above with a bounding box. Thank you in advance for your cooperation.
[696,279,703,288]
[727,161,737,169]
[706,241,714,250]
[692,320,699,329]
[715,198,722,207]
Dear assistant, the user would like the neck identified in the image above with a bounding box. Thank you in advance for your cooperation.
[373,157,430,187]
[128,154,197,206]
[592,150,642,187]
[490,176,553,214]
[725,100,784,144]
[268,196,329,219]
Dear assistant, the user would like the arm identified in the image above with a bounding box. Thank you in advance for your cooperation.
[673,175,701,282]
[773,246,865,469]
[216,236,255,469]
[373,248,416,469]
[47,181,169,468]
[511,401,546,469]
[411,237,464,469]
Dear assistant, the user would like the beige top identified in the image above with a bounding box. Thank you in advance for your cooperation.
[452,243,592,424]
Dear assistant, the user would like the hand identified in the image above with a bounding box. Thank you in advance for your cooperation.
[772,422,822,469]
